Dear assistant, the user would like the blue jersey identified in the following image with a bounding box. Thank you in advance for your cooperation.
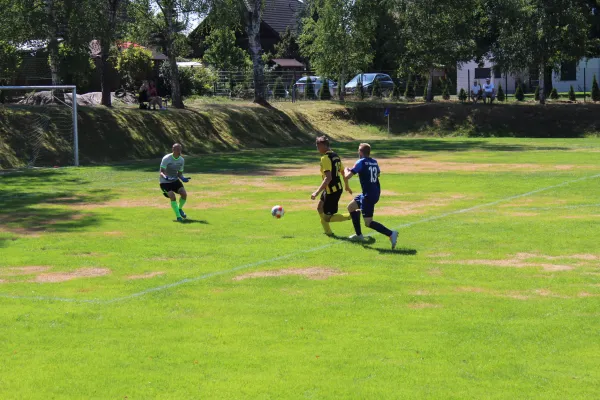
[351,157,381,198]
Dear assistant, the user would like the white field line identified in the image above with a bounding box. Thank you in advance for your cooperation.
[1,173,599,305]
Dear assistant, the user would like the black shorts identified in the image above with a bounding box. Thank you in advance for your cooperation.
[320,190,342,215]
[160,180,184,198]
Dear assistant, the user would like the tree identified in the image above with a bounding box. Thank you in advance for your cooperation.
[568,85,576,101]
[550,88,559,99]
[592,74,600,101]
[515,84,525,101]
[423,85,428,101]
[441,80,450,100]
[397,0,478,102]
[356,81,365,100]
[371,78,383,98]
[299,0,376,101]
[320,78,332,100]
[491,0,590,105]
[497,84,505,101]
[272,76,286,99]
[458,88,467,102]
[203,28,250,71]
[404,76,415,100]
[129,0,208,108]
[392,83,401,100]
[305,76,316,100]
[115,45,153,90]
[534,85,540,101]
[273,27,304,64]
[0,41,22,84]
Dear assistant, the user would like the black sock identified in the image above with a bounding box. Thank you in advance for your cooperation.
[351,211,362,236]
[369,221,393,237]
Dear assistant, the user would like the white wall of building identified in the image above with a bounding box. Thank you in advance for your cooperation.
[551,58,600,93]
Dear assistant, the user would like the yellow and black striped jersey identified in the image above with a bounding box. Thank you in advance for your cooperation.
[320,151,344,194]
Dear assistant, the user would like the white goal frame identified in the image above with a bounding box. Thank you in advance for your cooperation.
[0,85,80,166]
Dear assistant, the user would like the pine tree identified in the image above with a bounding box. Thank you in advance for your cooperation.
[392,83,401,101]
[592,74,600,102]
[320,78,332,100]
[458,88,467,102]
[497,84,505,102]
[356,81,365,100]
[442,82,450,100]
[550,88,559,100]
[272,77,285,99]
[534,85,540,101]
[306,76,316,100]
[515,84,525,101]
[404,77,415,100]
[568,85,576,101]
[371,78,383,98]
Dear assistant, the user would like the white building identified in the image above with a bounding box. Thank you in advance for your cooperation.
[457,57,600,94]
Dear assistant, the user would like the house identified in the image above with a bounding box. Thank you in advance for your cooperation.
[457,57,600,95]
[189,0,305,59]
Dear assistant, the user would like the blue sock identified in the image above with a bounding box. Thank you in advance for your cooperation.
[369,221,393,237]
[351,211,362,236]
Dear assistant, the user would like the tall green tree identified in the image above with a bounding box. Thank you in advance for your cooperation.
[203,28,250,71]
[491,0,590,104]
[0,41,22,84]
[129,0,209,108]
[397,0,478,102]
[299,0,376,101]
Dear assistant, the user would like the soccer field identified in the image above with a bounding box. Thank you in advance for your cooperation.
[1,137,600,399]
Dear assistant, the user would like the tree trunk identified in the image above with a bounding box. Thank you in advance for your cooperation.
[339,71,345,102]
[165,6,184,109]
[169,51,184,108]
[544,65,553,97]
[100,41,112,107]
[48,37,61,86]
[538,61,546,105]
[427,68,434,102]
[246,0,267,106]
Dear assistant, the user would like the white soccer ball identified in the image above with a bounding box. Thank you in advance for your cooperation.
[271,205,284,219]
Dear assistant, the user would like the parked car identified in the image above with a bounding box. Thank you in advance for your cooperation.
[294,76,338,97]
[345,73,395,96]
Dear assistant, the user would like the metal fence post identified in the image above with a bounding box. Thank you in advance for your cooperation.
[467,69,471,101]
[72,87,79,167]
[584,68,587,103]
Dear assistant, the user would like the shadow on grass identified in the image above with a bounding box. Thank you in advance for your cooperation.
[0,169,115,233]
[105,137,557,177]
[363,246,418,255]
[178,219,209,225]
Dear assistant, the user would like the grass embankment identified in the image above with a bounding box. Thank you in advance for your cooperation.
[2,100,600,169]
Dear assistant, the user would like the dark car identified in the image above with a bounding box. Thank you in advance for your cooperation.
[345,73,395,95]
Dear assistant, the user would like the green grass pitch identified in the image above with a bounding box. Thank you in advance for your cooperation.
[1,137,600,399]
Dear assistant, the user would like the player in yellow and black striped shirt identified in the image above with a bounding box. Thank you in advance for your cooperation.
[310,136,352,236]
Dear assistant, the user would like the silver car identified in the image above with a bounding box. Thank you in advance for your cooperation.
[294,76,338,97]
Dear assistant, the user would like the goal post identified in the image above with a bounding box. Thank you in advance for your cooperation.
[0,85,79,167]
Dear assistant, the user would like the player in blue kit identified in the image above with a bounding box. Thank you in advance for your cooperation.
[344,143,399,249]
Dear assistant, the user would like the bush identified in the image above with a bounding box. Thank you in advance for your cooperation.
[592,74,600,102]
[273,76,286,99]
[534,85,540,101]
[458,88,467,102]
[497,84,505,102]
[305,76,316,100]
[319,78,332,100]
[569,85,576,101]
[550,88,559,100]
[116,45,153,90]
[356,81,365,100]
[404,77,415,100]
[423,85,428,101]
[160,62,216,97]
[515,84,525,101]
[371,78,382,98]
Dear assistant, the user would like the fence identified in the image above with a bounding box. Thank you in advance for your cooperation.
[460,67,600,101]
[211,70,457,102]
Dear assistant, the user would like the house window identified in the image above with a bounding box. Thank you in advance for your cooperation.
[475,68,491,79]
[493,66,502,78]
[560,61,577,81]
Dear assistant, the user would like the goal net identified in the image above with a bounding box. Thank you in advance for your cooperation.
[0,86,79,169]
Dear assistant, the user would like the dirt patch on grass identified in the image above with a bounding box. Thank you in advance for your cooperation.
[515,252,599,261]
[32,268,111,283]
[126,271,165,280]
[0,266,51,276]
[408,302,442,309]
[456,286,489,293]
[441,253,579,271]
[103,231,123,236]
[427,268,443,276]
[427,252,453,258]
[377,196,468,216]
[412,290,432,296]
[233,267,345,281]
[507,212,539,217]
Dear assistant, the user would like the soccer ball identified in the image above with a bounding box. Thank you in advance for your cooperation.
[271,205,284,219]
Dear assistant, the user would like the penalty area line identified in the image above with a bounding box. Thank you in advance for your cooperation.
[1,173,599,305]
